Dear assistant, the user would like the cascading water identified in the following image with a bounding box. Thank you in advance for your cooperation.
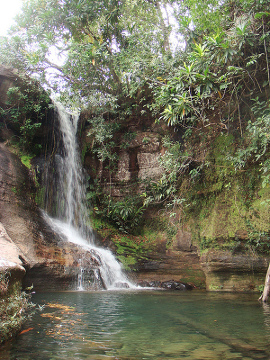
[43,103,134,290]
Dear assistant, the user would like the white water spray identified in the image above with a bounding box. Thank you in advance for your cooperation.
[43,103,135,290]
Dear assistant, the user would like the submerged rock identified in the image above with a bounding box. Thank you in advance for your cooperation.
[161,281,192,290]
[137,279,192,290]
[114,281,130,289]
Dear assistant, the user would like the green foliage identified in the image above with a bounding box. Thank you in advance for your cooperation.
[114,235,148,269]
[87,116,119,164]
[0,83,50,153]
[1,0,178,112]
[142,136,189,208]
[1,0,270,258]
[245,219,270,253]
[121,131,137,148]
[231,99,270,187]
[95,194,145,234]
[153,1,270,137]
[88,177,146,234]
[2,0,269,149]
[0,271,35,344]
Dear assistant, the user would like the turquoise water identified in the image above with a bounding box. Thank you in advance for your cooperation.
[1,291,270,360]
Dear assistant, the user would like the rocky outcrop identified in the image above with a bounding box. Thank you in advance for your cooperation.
[80,111,270,292]
[0,142,101,291]
[0,65,103,291]
[83,126,165,198]
[125,225,205,288]
[135,249,205,289]
[1,64,269,294]
[132,233,270,291]
[0,66,19,108]
[0,222,26,292]
[201,249,269,291]
[0,222,25,266]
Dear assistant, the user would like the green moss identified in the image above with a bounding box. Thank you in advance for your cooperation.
[113,235,152,269]
[81,143,89,163]
[35,185,46,207]
[177,269,206,289]
[20,154,34,169]
[8,143,35,169]
[90,213,174,270]
[209,284,223,291]
[90,215,119,237]
[117,255,138,269]
[181,132,270,254]
[90,215,151,267]
[141,215,177,249]
[250,187,270,232]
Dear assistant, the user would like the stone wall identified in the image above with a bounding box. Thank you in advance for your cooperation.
[201,249,269,291]
[80,110,270,293]
[83,125,165,197]
[0,142,101,291]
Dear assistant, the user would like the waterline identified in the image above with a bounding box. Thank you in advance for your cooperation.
[4,291,270,360]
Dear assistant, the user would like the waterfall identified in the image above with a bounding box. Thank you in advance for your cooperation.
[43,103,134,290]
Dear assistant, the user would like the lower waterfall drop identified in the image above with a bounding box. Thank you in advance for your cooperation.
[43,103,135,290]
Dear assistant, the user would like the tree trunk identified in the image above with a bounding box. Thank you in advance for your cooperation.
[259,263,270,302]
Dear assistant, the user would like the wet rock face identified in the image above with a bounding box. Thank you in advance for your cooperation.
[23,240,104,291]
[114,281,130,289]
[0,143,101,291]
[200,249,270,291]
[134,244,206,289]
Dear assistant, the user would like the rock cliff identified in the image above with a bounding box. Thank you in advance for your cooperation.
[0,64,269,293]
[0,66,105,291]
[79,90,270,293]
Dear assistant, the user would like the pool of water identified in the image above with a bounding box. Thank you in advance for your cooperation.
[1,290,270,360]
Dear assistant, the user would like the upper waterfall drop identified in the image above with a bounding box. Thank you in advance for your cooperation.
[50,103,93,239]
[42,102,135,290]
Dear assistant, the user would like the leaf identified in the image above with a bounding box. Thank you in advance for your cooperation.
[254,12,270,19]
[19,327,34,335]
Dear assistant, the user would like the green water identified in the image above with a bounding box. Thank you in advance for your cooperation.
[1,291,270,360]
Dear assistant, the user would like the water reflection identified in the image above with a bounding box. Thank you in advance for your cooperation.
[262,302,270,343]
[2,291,270,360]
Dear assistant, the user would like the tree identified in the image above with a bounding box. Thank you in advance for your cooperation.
[259,263,270,302]
[0,0,179,111]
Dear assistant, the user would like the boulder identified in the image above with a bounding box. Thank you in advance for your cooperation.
[161,280,191,290]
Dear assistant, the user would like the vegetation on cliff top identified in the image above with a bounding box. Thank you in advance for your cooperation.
[0,78,51,154]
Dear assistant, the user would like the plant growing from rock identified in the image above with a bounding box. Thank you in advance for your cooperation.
[0,271,36,344]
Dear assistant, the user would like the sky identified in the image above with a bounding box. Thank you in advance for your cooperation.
[0,0,23,36]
